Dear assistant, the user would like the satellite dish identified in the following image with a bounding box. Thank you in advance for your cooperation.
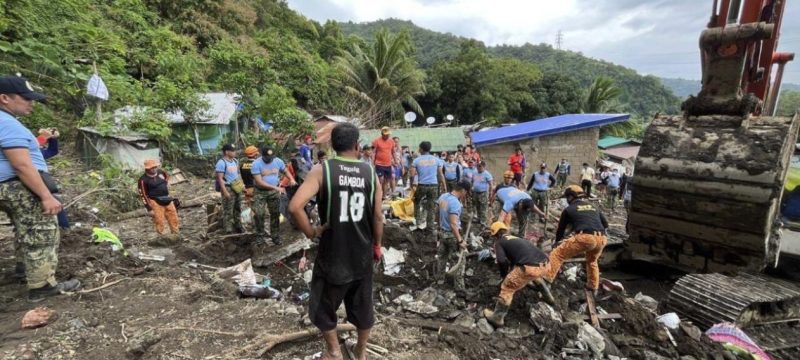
[404,112,417,123]
[426,117,435,125]
[446,114,454,121]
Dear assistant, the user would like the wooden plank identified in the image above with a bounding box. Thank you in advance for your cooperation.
[252,238,315,267]
[585,289,600,328]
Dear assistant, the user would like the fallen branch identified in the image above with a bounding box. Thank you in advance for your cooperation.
[65,187,115,209]
[252,237,315,267]
[394,318,473,334]
[76,278,127,294]
[231,323,357,358]
[163,326,246,337]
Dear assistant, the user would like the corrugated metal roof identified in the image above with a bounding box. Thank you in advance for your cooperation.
[598,135,640,149]
[113,93,239,126]
[315,115,352,123]
[78,127,153,143]
[470,114,630,147]
[360,127,465,152]
[603,145,640,160]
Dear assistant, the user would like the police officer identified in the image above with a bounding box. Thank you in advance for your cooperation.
[442,152,461,193]
[215,144,246,234]
[0,75,80,301]
[251,146,296,245]
[526,163,556,221]
[483,221,554,327]
[410,141,445,231]
[470,161,493,228]
[494,186,547,238]
[548,185,609,294]
[436,179,471,291]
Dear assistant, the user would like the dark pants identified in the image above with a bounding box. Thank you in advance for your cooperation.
[309,273,375,331]
[581,179,592,197]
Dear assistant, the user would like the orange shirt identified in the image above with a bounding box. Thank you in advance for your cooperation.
[372,137,396,167]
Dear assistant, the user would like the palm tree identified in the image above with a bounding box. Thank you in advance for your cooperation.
[583,76,641,138]
[335,30,425,127]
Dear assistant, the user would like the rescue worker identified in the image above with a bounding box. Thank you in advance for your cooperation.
[554,158,571,188]
[0,75,80,300]
[410,141,445,231]
[138,159,180,239]
[526,163,556,222]
[580,163,595,197]
[494,186,547,238]
[548,185,609,294]
[240,145,259,207]
[215,144,244,234]
[436,180,471,291]
[251,146,296,245]
[491,170,516,218]
[471,161,493,228]
[483,222,554,327]
[605,168,621,211]
[462,159,476,182]
[443,152,462,193]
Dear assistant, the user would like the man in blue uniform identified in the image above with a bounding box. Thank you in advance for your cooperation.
[494,186,547,238]
[437,179,471,291]
[410,141,445,231]
[251,146,296,245]
[526,163,556,221]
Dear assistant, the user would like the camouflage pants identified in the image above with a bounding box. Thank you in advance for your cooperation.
[222,186,243,232]
[445,180,457,193]
[472,191,489,227]
[253,189,280,237]
[557,173,568,188]
[437,231,465,290]
[0,180,59,289]
[531,190,548,220]
[506,208,529,238]
[414,185,438,227]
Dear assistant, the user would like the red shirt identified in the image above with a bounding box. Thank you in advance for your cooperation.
[508,154,524,174]
[372,137,396,167]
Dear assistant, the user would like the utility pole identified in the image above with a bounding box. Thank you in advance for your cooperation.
[555,30,563,50]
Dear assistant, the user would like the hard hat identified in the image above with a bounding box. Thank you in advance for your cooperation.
[244,145,259,157]
[490,221,508,236]
[143,159,158,169]
[503,170,514,178]
[563,184,584,198]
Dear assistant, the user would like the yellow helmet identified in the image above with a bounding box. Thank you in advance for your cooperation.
[503,170,515,179]
[563,184,584,198]
[490,221,508,236]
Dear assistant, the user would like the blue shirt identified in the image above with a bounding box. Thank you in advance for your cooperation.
[251,157,286,187]
[443,161,461,181]
[462,167,476,182]
[0,111,48,182]
[299,144,312,169]
[607,172,621,188]
[532,171,552,191]
[438,192,462,232]
[472,170,493,193]
[215,158,240,184]
[496,187,531,213]
[412,154,441,185]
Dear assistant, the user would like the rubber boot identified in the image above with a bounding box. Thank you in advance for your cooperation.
[28,279,82,302]
[483,299,510,328]
[535,278,556,305]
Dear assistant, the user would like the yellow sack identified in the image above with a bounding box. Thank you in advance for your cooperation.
[390,188,416,222]
[786,166,800,192]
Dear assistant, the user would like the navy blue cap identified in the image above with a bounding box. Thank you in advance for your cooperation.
[0,76,46,102]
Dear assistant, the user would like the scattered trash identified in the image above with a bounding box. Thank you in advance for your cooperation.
[21,307,58,329]
[238,285,282,300]
[136,253,165,262]
[240,208,252,225]
[477,249,493,261]
[416,287,438,305]
[403,301,439,315]
[679,322,703,342]
[216,259,257,286]
[91,207,100,214]
[393,294,413,305]
[529,302,562,332]
[294,292,310,303]
[634,292,659,312]
[302,270,313,284]
[656,313,681,329]
[133,248,174,262]
[600,278,625,293]
[564,266,579,282]
[261,278,272,288]
[91,227,128,256]
[706,322,771,360]
[577,322,605,357]
[465,268,474,277]
[476,318,494,335]
[381,246,406,276]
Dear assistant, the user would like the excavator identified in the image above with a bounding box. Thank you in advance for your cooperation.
[626,0,800,355]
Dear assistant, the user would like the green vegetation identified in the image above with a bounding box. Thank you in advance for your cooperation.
[777,90,800,117]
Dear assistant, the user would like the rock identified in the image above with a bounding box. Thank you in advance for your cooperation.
[67,318,86,331]
[404,301,439,315]
[476,318,494,335]
[680,356,698,360]
[285,306,300,316]
[453,314,475,328]
[433,295,450,308]
[393,294,414,305]
[641,350,671,360]
[465,268,474,277]
[21,307,58,329]
[634,292,659,312]
[679,322,703,341]
[488,277,502,287]
[529,302,562,332]
[336,304,346,318]
[302,315,312,326]
[126,333,162,359]
[416,287,438,304]
[577,323,605,358]
[442,309,462,320]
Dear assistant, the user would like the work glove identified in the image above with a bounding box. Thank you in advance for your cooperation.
[373,244,383,262]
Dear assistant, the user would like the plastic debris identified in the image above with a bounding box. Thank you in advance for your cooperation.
[706,322,771,360]
[577,322,605,357]
[600,278,625,293]
[477,249,493,261]
[656,313,681,329]
[564,266,579,282]
[238,285,281,299]
[21,307,58,329]
[381,246,406,276]
[92,227,128,256]
[634,292,659,312]
[216,259,257,286]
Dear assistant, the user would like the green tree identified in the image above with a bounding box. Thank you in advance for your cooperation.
[777,90,800,117]
[583,76,622,113]
[335,29,426,127]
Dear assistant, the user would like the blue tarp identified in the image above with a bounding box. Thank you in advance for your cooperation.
[470,114,630,147]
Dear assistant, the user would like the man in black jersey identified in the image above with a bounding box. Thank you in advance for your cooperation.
[548,185,608,293]
[289,123,383,360]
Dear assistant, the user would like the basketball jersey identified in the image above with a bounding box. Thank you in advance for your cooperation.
[317,157,377,284]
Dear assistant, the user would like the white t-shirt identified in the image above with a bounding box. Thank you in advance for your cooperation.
[581,167,595,181]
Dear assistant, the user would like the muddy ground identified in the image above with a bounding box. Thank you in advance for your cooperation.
[0,167,733,359]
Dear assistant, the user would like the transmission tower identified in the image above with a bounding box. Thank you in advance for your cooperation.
[555,30,563,50]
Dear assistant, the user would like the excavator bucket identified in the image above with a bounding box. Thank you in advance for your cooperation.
[627,112,800,272]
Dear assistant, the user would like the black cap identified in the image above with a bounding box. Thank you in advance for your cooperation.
[221,144,236,152]
[0,76,46,102]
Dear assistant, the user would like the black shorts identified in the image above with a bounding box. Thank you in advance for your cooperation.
[309,273,375,331]
[513,172,523,183]
[375,165,393,178]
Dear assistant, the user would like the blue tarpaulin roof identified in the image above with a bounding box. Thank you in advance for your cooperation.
[470,114,630,147]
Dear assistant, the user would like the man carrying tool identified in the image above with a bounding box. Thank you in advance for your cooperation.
[436,179,471,291]
[548,185,609,295]
[483,221,554,327]
[251,146,296,245]
[443,152,462,193]
[526,163,556,222]
[240,145,259,207]
[138,159,180,239]
[493,186,547,238]
[471,161,493,229]
[215,144,245,234]
[554,158,571,188]
[288,122,383,360]
[410,141,445,231]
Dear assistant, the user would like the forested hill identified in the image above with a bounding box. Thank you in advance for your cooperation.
[339,19,681,117]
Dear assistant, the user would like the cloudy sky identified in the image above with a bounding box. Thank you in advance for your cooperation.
[286,0,800,84]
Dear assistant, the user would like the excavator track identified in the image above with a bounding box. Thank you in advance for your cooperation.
[666,273,800,329]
